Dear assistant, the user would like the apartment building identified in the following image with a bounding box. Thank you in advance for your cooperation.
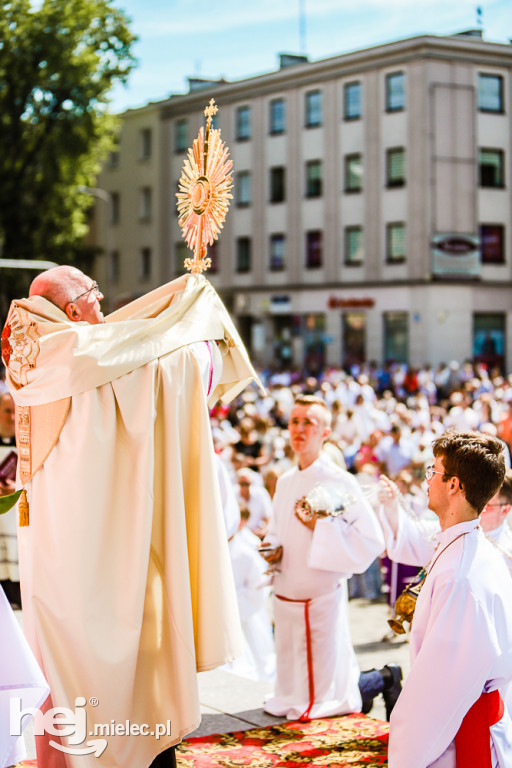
[93,30,512,372]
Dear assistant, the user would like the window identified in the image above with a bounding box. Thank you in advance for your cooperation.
[139,187,152,220]
[306,230,323,269]
[236,237,252,273]
[175,118,188,153]
[305,160,322,198]
[174,243,188,275]
[109,250,120,283]
[141,247,152,279]
[236,105,251,140]
[479,149,504,187]
[269,98,286,134]
[386,222,406,263]
[384,312,408,363]
[473,313,505,368]
[270,234,286,271]
[110,192,120,224]
[107,150,119,168]
[478,74,504,113]
[139,128,152,160]
[386,72,405,112]
[208,241,218,273]
[386,147,405,187]
[344,153,362,192]
[344,226,363,265]
[479,225,505,264]
[305,90,322,127]
[270,166,286,203]
[344,81,362,120]
[236,171,251,206]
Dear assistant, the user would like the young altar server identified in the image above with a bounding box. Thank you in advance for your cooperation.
[261,395,401,721]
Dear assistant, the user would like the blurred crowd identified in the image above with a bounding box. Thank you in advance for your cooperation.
[213,358,512,496]
[212,358,512,641]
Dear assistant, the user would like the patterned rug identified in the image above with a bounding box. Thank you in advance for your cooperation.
[176,714,389,767]
[19,715,389,767]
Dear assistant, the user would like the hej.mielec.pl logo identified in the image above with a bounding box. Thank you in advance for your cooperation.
[10,696,171,758]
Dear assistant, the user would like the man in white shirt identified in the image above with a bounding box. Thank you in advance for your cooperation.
[384,430,512,767]
[261,396,400,722]
[236,467,273,538]
[375,425,415,477]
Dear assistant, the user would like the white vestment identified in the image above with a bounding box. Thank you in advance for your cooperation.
[264,453,384,719]
[237,484,273,534]
[0,587,49,768]
[388,520,512,768]
[225,527,275,682]
[3,274,261,768]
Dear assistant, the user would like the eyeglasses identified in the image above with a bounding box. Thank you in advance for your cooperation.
[485,503,509,509]
[425,465,446,483]
[70,282,101,303]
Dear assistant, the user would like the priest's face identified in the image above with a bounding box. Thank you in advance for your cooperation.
[67,273,104,324]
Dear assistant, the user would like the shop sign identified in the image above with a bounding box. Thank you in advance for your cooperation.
[431,233,480,278]
[270,295,292,314]
[328,297,375,309]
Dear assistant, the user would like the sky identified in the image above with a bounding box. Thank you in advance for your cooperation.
[108,0,512,113]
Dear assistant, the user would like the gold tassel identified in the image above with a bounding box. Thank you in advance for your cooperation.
[19,489,29,527]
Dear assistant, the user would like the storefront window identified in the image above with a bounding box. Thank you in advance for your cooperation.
[383,312,408,363]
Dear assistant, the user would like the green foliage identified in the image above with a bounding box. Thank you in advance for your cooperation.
[0,0,136,286]
[0,489,22,515]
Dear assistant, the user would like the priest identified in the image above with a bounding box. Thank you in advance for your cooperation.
[2,265,261,768]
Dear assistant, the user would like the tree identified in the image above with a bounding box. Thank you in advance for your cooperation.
[0,0,136,284]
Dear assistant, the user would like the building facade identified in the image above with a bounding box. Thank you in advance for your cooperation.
[92,30,512,373]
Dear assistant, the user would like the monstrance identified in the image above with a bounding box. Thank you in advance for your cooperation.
[176,98,233,274]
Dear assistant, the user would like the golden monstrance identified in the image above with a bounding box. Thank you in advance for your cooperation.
[176,98,233,274]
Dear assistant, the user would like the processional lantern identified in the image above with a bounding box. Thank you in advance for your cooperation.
[176,98,233,274]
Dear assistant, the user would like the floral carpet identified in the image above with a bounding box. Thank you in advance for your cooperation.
[19,714,389,767]
[176,714,389,767]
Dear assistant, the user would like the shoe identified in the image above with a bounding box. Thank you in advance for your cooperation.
[382,664,403,720]
[361,698,373,715]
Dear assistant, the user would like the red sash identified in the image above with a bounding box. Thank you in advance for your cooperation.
[455,690,504,767]
[276,593,314,722]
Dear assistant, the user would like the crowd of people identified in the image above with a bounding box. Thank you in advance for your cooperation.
[210,358,512,600]
[213,360,512,486]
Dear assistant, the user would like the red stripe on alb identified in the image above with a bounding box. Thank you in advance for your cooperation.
[276,594,314,722]
[455,690,504,767]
